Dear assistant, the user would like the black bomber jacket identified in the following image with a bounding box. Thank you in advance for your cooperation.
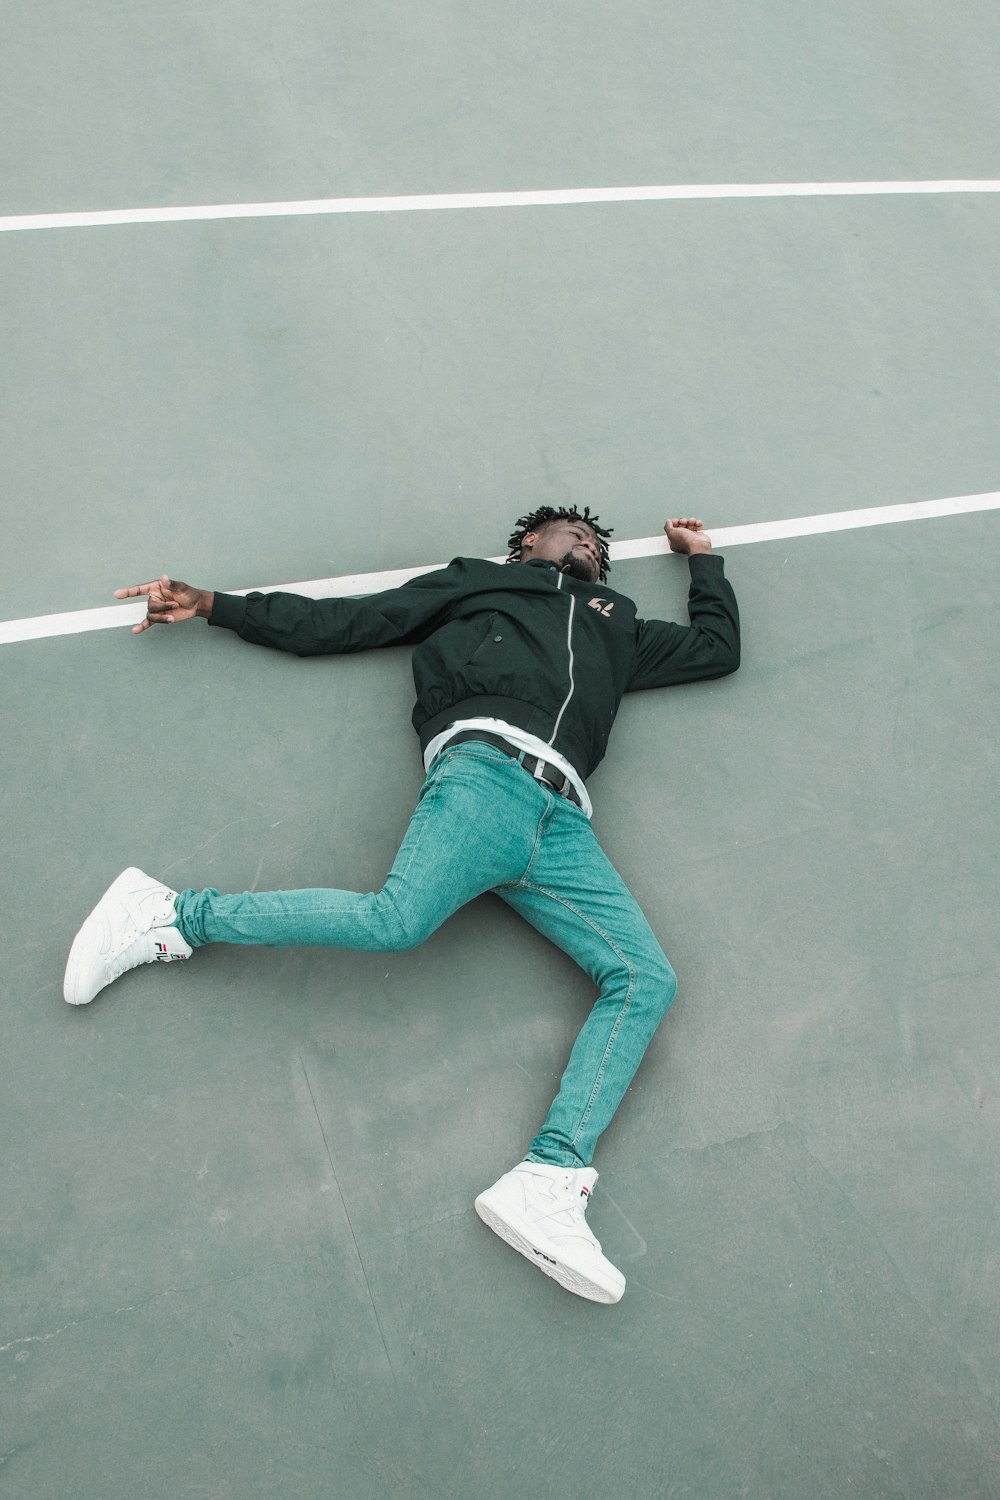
[208,553,740,781]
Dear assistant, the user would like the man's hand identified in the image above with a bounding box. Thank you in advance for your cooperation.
[664,517,713,555]
[114,576,215,635]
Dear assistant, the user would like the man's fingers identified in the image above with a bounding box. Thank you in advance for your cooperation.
[131,608,183,634]
[116,575,182,601]
[114,582,159,600]
[118,574,192,634]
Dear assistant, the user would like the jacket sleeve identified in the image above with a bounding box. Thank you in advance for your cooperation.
[627,553,740,691]
[207,560,466,657]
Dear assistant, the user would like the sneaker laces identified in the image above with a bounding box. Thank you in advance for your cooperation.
[537,1175,604,1252]
[107,890,177,961]
[107,931,157,973]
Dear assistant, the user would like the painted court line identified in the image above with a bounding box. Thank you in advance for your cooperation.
[3,491,998,647]
[2,180,1000,234]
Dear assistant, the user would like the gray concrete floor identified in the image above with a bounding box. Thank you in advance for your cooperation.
[3,5,1000,1497]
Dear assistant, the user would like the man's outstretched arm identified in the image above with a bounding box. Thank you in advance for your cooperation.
[113,563,469,654]
[626,517,741,691]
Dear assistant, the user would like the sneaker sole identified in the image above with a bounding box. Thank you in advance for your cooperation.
[474,1191,625,1304]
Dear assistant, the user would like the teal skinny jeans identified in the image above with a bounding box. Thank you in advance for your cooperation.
[173,741,677,1167]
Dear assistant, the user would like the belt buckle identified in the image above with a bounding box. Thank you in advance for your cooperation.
[518,751,572,802]
[540,763,569,798]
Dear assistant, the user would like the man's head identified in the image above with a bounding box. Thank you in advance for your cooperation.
[507,505,613,584]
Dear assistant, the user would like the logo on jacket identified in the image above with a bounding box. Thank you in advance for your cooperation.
[587,598,615,617]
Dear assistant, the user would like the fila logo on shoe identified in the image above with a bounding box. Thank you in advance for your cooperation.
[587,598,614,616]
[533,1249,557,1265]
[154,941,186,962]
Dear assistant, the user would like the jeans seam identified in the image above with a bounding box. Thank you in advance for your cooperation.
[376,778,447,945]
[517,880,636,1147]
[520,793,555,884]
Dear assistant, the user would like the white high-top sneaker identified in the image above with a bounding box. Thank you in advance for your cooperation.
[63,867,192,1005]
[475,1161,625,1303]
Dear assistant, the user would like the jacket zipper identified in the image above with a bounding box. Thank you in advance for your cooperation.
[548,573,576,746]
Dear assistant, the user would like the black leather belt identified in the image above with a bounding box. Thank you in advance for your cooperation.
[443,730,584,808]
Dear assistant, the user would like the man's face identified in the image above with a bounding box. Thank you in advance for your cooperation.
[521,520,603,583]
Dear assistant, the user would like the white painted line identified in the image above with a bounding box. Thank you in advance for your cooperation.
[613,490,1000,558]
[2,180,1000,234]
[3,490,998,648]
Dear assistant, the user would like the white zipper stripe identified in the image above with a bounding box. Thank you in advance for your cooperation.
[549,575,577,746]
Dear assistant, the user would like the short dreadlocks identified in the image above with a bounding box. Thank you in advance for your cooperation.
[506,505,613,583]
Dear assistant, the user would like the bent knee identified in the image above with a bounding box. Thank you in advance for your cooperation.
[661,955,678,1003]
[637,948,677,1017]
[378,916,432,954]
[373,892,437,953]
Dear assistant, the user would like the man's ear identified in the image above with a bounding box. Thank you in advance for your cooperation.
[521,530,539,553]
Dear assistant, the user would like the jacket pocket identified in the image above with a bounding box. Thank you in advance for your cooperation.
[468,613,499,663]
